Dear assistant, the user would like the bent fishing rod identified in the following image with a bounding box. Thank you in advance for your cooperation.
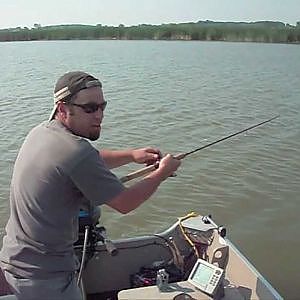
[120,115,279,183]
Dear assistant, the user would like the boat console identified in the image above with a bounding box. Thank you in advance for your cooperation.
[117,214,234,300]
[118,258,228,300]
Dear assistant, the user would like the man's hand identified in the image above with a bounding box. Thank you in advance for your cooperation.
[156,154,181,180]
[132,147,162,165]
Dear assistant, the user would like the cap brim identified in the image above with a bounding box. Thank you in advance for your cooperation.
[48,104,58,121]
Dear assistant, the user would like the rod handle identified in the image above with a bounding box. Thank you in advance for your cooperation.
[120,153,185,183]
[120,164,157,183]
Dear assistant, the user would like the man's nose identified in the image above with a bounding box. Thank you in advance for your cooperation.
[94,108,103,121]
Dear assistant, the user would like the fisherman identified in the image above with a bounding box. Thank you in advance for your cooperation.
[0,71,181,300]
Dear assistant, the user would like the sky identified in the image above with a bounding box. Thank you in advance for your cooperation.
[0,0,299,29]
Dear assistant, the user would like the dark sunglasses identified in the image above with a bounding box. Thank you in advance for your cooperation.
[66,101,107,113]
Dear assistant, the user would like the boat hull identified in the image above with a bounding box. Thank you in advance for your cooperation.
[76,213,282,300]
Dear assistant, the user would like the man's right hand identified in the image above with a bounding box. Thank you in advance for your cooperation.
[157,154,181,180]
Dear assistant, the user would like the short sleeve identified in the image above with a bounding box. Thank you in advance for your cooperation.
[69,148,125,206]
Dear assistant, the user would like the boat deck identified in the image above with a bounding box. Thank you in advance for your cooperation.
[117,279,245,300]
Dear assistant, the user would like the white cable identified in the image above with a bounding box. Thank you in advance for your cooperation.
[77,226,89,286]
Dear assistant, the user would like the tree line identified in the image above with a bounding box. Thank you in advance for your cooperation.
[1,21,300,43]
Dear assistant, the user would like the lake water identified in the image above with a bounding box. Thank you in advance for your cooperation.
[0,40,299,299]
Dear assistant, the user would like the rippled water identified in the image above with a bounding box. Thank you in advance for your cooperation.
[0,40,299,298]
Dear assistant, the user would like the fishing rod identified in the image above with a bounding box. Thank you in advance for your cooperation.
[120,115,279,183]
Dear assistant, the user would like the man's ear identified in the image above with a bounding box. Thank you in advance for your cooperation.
[56,102,68,119]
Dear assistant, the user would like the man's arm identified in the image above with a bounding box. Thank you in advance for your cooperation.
[100,147,161,169]
[106,154,180,213]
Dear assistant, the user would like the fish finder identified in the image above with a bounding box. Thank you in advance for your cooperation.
[188,258,224,297]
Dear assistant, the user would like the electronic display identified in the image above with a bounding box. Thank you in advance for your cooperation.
[188,258,224,296]
[191,263,214,288]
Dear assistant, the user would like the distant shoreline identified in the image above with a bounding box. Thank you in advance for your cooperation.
[1,21,299,44]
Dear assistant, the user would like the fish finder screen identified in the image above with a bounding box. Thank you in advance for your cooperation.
[191,263,214,287]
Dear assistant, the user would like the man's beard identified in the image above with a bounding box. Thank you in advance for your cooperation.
[88,130,100,141]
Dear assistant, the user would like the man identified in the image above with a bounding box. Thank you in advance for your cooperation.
[0,71,181,299]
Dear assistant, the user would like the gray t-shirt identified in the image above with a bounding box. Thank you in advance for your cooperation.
[0,120,124,278]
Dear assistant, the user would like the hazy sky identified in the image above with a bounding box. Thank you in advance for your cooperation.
[1,0,299,29]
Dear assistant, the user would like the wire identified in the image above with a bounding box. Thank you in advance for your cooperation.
[77,226,89,286]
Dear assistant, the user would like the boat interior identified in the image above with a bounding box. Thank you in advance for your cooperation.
[78,213,281,300]
[0,213,282,300]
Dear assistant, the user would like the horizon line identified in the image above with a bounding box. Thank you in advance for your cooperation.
[1,19,299,30]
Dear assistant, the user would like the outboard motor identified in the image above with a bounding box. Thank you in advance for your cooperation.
[76,206,117,256]
[76,207,101,245]
[76,206,117,288]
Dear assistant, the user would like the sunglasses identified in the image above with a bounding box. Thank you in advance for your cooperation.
[66,101,107,113]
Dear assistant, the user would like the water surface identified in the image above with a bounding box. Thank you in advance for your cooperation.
[0,40,299,298]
